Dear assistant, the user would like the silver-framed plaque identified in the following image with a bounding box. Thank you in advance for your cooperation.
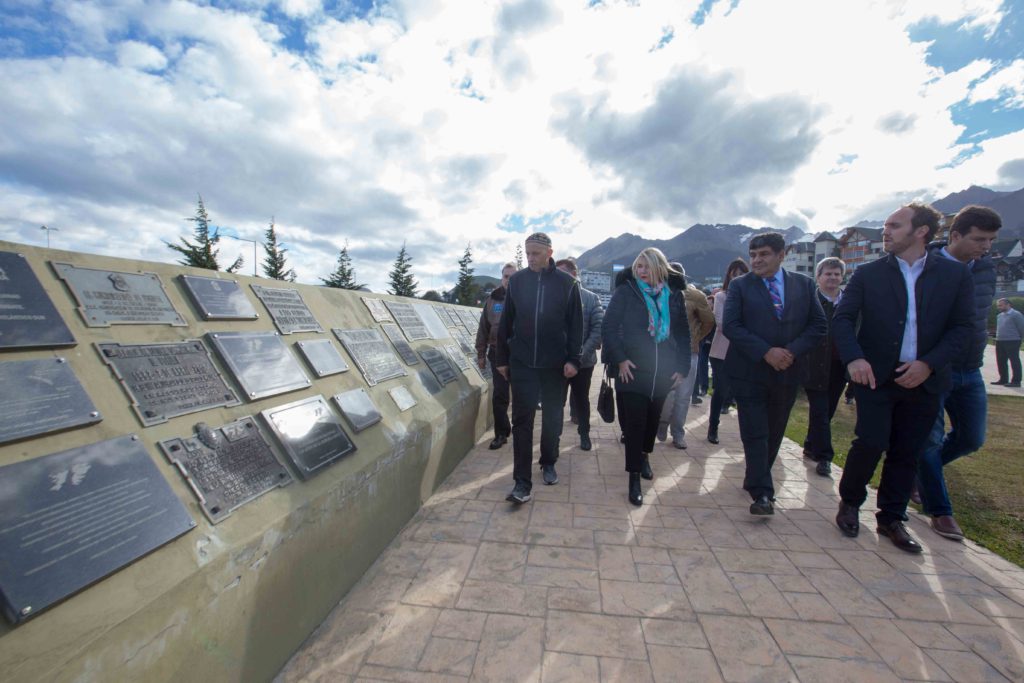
[414,302,451,340]
[380,323,420,366]
[206,331,311,400]
[332,388,382,433]
[383,301,430,341]
[420,346,458,386]
[51,262,186,327]
[295,338,349,377]
[453,328,475,355]
[0,435,195,625]
[159,418,292,524]
[361,296,392,322]
[433,304,460,329]
[261,395,355,480]
[179,274,259,320]
[332,328,407,386]
[0,358,101,445]
[0,251,76,349]
[250,285,322,334]
[98,341,240,426]
[444,344,471,372]
[388,385,417,412]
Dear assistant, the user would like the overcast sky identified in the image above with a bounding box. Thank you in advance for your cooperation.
[2,0,1023,292]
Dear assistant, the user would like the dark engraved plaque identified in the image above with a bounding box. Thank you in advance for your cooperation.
[361,297,392,322]
[380,323,420,366]
[433,304,459,328]
[445,344,471,372]
[333,388,382,433]
[453,328,475,355]
[388,385,417,412]
[0,359,101,444]
[0,251,76,349]
[51,262,186,327]
[98,341,240,426]
[0,435,195,625]
[295,338,349,377]
[261,395,355,480]
[179,275,258,320]
[414,302,451,340]
[250,285,322,334]
[206,331,311,400]
[158,418,292,524]
[420,346,458,386]
[383,301,430,341]
[332,328,407,386]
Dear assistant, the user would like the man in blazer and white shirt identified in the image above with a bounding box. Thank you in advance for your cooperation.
[723,233,827,516]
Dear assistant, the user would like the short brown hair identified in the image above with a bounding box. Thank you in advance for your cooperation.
[904,202,943,242]
[816,257,846,278]
[555,257,578,275]
[950,205,1002,236]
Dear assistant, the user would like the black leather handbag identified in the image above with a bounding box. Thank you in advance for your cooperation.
[597,366,615,424]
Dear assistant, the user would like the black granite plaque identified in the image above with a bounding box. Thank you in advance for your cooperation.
[333,388,382,433]
[433,305,458,328]
[261,396,355,480]
[51,262,186,327]
[295,338,349,377]
[179,275,259,320]
[250,285,322,334]
[388,385,417,412]
[159,418,292,524]
[444,344,471,372]
[414,302,451,340]
[361,297,392,322]
[0,251,76,349]
[98,341,240,426]
[380,323,420,366]
[420,346,458,386]
[206,331,311,400]
[332,328,407,386]
[0,358,101,444]
[0,435,195,625]
[383,301,430,341]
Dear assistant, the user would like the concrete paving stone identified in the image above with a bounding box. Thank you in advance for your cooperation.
[894,619,971,651]
[594,528,639,546]
[847,616,953,681]
[540,652,599,683]
[375,541,437,578]
[598,656,654,682]
[463,500,497,513]
[726,572,800,619]
[600,579,693,620]
[768,574,817,593]
[528,501,574,528]
[416,637,478,676]
[925,647,1012,682]
[631,547,672,565]
[802,568,895,618]
[472,614,545,682]
[785,655,901,683]
[527,545,598,570]
[431,609,488,641]
[403,543,478,608]
[527,525,596,548]
[355,665,468,683]
[545,610,646,660]
[574,503,632,519]
[455,579,547,616]
[945,623,1024,681]
[669,550,749,615]
[784,550,841,570]
[699,527,752,549]
[640,617,707,648]
[572,515,633,532]
[344,570,415,613]
[699,614,796,683]
[365,604,442,669]
[481,510,530,543]
[907,571,1006,597]
[411,520,487,545]
[825,549,918,592]
[547,587,603,613]
[712,547,801,575]
[425,499,468,521]
[737,524,789,550]
[782,591,845,623]
[523,565,600,590]
[764,618,881,660]
[993,616,1024,643]
[995,587,1024,609]
[873,589,996,625]
[634,528,709,551]
[467,541,529,584]
[279,609,391,679]
[636,563,680,584]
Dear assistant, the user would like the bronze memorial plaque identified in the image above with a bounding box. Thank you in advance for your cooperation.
[332,328,407,386]
[0,435,195,625]
[333,388,382,433]
[295,338,349,377]
[206,331,311,400]
[419,346,458,386]
[261,395,356,480]
[388,385,417,412]
[159,418,292,524]
[98,341,240,426]
[380,323,420,366]
[0,358,101,445]
[0,251,76,349]
[383,301,430,341]
[51,262,186,327]
[250,285,322,334]
[361,296,392,323]
[179,274,259,320]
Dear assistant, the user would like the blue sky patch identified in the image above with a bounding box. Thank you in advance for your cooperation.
[496,209,574,234]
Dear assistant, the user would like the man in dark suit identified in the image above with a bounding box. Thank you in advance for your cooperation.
[723,233,826,516]
[833,203,974,553]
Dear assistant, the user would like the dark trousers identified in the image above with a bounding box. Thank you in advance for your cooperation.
[995,340,1022,383]
[734,381,798,500]
[487,348,511,438]
[510,360,568,490]
[802,358,847,462]
[695,342,711,396]
[567,366,596,435]
[838,381,941,525]
[708,357,732,430]
[619,390,667,473]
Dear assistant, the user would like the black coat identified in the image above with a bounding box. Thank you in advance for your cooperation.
[832,251,974,395]
[927,242,996,370]
[601,268,691,398]
[801,290,841,391]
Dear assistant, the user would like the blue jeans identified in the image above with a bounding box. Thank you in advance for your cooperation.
[916,367,987,517]
[660,353,699,440]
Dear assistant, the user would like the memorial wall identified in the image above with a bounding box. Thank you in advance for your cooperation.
[0,240,491,682]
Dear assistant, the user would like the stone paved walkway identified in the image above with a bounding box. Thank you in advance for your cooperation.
[277,397,1024,682]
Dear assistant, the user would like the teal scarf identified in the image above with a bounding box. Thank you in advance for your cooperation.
[637,279,670,343]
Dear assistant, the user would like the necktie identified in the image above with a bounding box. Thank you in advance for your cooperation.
[766,277,782,320]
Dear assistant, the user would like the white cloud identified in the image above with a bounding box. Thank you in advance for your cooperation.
[116,40,168,71]
[968,59,1024,108]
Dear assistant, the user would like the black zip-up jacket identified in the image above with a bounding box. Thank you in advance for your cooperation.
[927,241,996,370]
[495,259,583,369]
[601,268,691,398]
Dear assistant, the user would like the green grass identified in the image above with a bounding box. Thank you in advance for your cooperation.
[785,390,1024,567]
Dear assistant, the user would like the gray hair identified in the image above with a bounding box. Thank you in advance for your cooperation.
[501,261,517,274]
[816,257,846,278]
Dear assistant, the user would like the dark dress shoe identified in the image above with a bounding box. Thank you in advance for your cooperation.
[877,520,923,553]
[691,396,703,405]
[707,426,719,444]
[640,455,653,480]
[991,379,1007,385]
[836,502,859,537]
[931,515,964,541]
[1008,382,1022,387]
[542,464,559,485]
[580,432,592,451]
[816,460,832,477]
[802,448,819,462]
[488,435,507,450]
[628,472,643,506]
[749,495,774,516]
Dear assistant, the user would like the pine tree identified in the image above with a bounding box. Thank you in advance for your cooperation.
[262,219,296,281]
[387,243,419,297]
[454,244,477,306]
[321,241,364,289]
[514,244,523,270]
[166,195,222,270]
[421,290,443,302]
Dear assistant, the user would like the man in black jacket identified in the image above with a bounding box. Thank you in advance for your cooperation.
[833,203,974,553]
[723,233,826,516]
[496,233,583,504]
[476,262,519,450]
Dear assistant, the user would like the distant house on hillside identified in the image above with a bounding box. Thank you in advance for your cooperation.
[991,238,1024,296]
[838,227,884,272]
[812,232,840,266]
[580,269,613,307]
[782,242,815,275]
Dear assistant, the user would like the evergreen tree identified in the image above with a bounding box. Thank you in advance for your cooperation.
[454,244,477,306]
[261,219,296,281]
[387,243,419,297]
[321,241,364,289]
[421,290,443,302]
[514,244,523,270]
[166,195,222,270]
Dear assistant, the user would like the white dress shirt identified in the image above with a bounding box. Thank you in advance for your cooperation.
[897,255,927,363]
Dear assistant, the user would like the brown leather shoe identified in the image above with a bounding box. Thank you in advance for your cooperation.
[931,515,964,541]
[877,521,923,553]
[836,502,859,537]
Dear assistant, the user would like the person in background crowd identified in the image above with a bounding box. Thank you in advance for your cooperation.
[556,257,605,452]
[801,257,848,477]
[707,259,749,444]
[694,294,714,402]
[476,262,518,450]
[994,298,1024,387]
[602,248,691,506]
[496,233,583,504]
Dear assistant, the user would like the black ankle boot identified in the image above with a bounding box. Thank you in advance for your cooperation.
[628,472,643,506]
[707,425,719,444]
[640,454,653,480]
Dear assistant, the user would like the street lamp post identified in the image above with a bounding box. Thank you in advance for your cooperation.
[40,225,59,248]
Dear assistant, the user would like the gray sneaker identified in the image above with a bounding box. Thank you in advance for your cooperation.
[542,464,559,485]
[672,436,687,449]
[506,482,532,504]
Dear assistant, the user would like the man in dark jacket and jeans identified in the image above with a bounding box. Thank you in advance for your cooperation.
[476,261,518,450]
[556,257,605,452]
[496,233,583,503]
